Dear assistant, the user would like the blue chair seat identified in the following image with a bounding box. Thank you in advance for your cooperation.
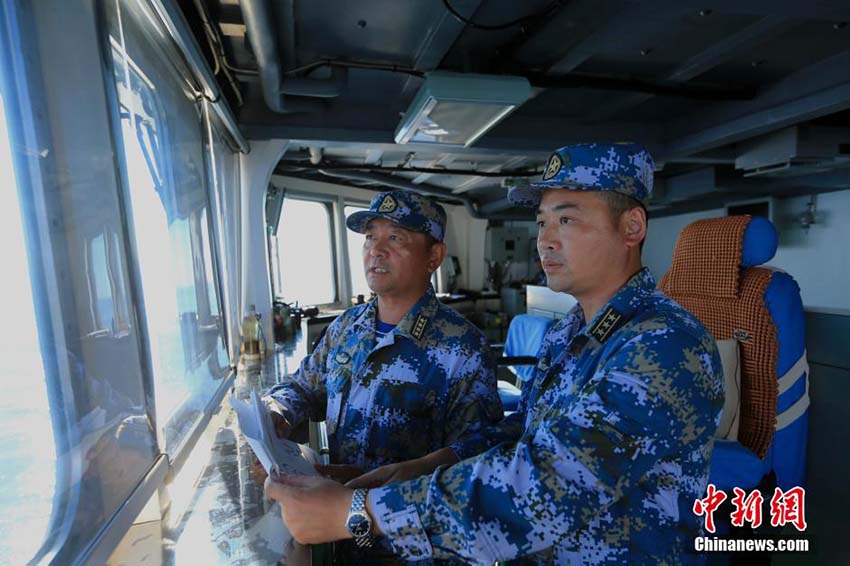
[498,379,522,412]
[709,439,767,492]
[504,315,554,382]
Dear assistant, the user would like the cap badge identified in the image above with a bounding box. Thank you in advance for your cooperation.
[377,195,398,213]
[542,153,563,181]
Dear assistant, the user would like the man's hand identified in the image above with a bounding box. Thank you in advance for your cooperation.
[347,447,459,489]
[314,464,365,484]
[264,473,355,544]
[250,454,268,485]
[249,404,291,484]
[345,460,426,488]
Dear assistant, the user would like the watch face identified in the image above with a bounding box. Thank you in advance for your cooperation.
[346,512,371,538]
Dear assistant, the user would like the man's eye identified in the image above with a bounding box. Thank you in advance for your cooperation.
[536,220,544,228]
[560,217,570,225]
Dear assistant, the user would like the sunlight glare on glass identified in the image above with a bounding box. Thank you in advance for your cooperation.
[0,86,56,565]
[277,200,335,306]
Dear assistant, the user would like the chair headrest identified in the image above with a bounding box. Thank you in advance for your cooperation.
[741,216,778,267]
[662,215,778,298]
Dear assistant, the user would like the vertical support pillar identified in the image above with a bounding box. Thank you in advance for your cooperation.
[238,139,289,347]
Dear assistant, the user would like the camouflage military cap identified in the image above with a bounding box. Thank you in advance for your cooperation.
[508,142,655,208]
[346,190,447,242]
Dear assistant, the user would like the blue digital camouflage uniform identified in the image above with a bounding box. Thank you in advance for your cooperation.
[267,188,501,469]
[367,144,723,564]
[266,284,504,470]
[369,268,724,564]
[270,189,501,565]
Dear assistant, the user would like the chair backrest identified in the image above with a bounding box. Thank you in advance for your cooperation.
[503,314,555,383]
[659,215,809,489]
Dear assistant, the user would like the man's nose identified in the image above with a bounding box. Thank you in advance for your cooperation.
[537,223,559,250]
[368,238,388,257]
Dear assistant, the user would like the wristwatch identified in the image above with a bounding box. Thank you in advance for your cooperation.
[345,488,374,548]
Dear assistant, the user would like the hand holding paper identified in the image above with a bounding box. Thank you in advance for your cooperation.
[229,391,319,477]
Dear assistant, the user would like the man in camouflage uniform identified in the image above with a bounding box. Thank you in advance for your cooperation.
[263,189,503,494]
[265,143,725,565]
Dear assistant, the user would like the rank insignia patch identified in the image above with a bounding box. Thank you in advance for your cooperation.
[411,315,428,340]
[590,306,625,343]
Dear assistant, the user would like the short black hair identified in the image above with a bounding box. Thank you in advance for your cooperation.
[596,191,648,250]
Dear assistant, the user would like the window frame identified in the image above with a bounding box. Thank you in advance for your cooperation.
[342,201,373,303]
[271,191,341,308]
[201,102,235,360]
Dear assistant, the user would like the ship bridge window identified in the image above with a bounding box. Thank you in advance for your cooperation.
[275,198,337,306]
[0,60,57,566]
[107,0,229,455]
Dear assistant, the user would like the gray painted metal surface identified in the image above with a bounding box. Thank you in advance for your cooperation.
[805,310,850,369]
[798,310,850,563]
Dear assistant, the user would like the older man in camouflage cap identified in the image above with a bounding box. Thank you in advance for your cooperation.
[265,144,724,565]
[262,189,503,563]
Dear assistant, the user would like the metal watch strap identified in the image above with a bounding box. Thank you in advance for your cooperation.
[349,488,374,548]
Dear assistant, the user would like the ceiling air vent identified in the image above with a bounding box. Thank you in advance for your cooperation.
[736,125,850,178]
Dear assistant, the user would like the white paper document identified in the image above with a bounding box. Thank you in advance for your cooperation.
[229,390,320,477]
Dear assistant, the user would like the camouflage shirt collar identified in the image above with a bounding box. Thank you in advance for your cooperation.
[574,267,657,346]
[351,297,379,335]
[394,285,440,343]
[350,285,439,343]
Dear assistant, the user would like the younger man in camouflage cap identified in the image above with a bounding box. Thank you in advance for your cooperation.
[265,143,724,564]
[262,189,503,561]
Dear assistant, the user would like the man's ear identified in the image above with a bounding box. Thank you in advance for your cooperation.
[429,242,448,272]
[621,207,647,249]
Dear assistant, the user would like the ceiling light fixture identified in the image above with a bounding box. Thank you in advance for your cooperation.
[394,71,531,147]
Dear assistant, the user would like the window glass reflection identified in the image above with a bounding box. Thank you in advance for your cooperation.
[109,0,228,453]
[0,72,56,566]
[0,9,157,560]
